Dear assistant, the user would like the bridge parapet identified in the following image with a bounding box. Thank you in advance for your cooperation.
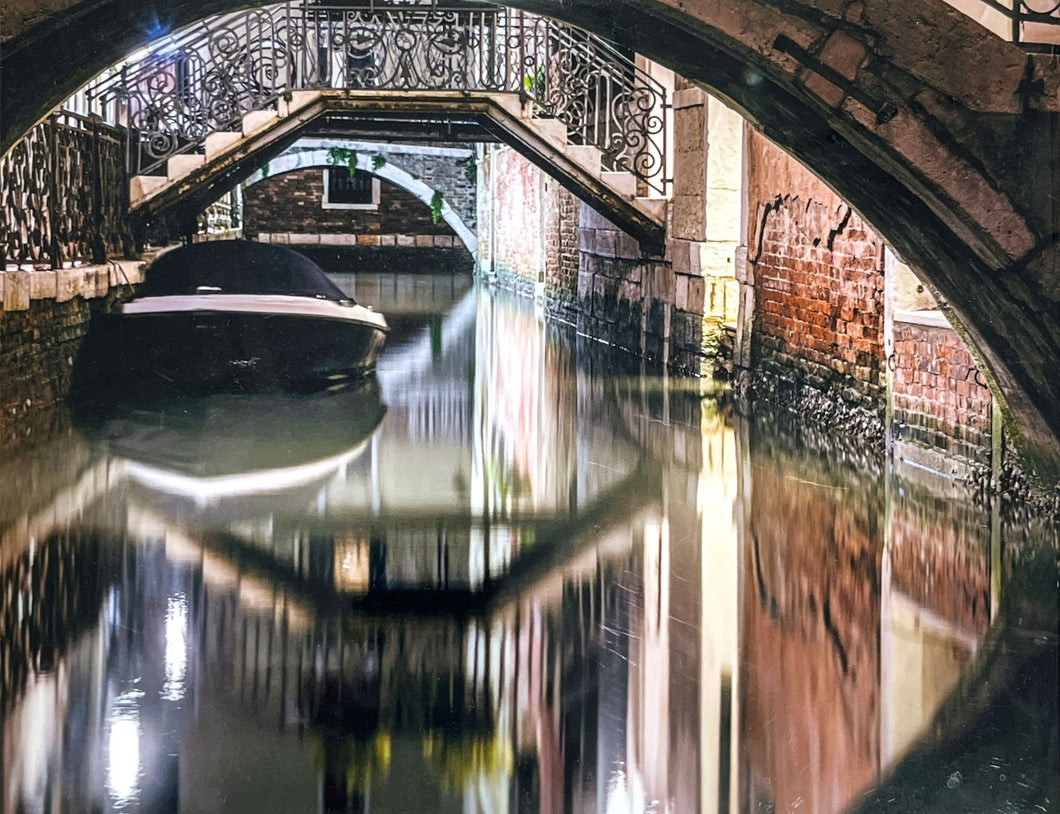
[87,1,670,195]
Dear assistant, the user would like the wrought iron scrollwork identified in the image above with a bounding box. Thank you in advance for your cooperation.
[0,112,128,269]
[88,1,671,193]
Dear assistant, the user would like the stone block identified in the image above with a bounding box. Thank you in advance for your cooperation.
[397,235,415,247]
[380,235,397,247]
[289,233,319,245]
[271,233,290,245]
[94,267,109,298]
[579,229,595,253]
[672,196,706,242]
[357,235,382,246]
[676,273,689,311]
[435,235,454,248]
[2,271,30,311]
[616,233,640,260]
[734,245,752,284]
[819,30,868,80]
[56,268,85,302]
[415,235,433,247]
[653,265,676,303]
[595,230,617,258]
[257,233,272,243]
[688,275,706,316]
[673,87,708,110]
[29,270,57,301]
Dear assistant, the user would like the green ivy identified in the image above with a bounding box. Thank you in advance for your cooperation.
[430,189,445,224]
[456,155,477,186]
[371,153,387,171]
[327,146,358,174]
[260,161,270,178]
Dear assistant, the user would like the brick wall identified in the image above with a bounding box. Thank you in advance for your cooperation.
[892,319,994,464]
[243,168,458,239]
[746,131,886,413]
[1,298,91,449]
[481,147,580,307]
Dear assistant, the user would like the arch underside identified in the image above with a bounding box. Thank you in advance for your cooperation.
[2,0,1058,479]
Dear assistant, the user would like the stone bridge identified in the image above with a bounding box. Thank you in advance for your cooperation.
[1,0,1059,476]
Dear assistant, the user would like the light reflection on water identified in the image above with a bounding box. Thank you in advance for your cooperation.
[0,274,1055,814]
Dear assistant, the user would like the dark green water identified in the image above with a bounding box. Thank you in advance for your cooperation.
[1,275,1055,813]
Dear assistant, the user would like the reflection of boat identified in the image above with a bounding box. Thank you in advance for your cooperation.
[88,240,388,392]
[81,381,386,514]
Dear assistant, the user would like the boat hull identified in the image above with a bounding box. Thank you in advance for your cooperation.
[86,305,387,393]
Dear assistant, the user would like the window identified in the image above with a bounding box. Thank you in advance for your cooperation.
[323,168,381,210]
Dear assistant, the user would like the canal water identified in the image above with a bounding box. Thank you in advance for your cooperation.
[1,274,1056,813]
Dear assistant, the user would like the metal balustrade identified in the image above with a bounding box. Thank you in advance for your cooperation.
[87,1,670,193]
[0,111,128,269]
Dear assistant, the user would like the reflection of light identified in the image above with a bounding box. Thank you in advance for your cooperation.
[107,706,141,806]
[121,436,371,504]
[333,538,370,592]
[162,593,189,701]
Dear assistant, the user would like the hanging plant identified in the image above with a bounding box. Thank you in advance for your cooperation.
[430,189,445,224]
[327,146,358,174]
[456,155,476,186]
[372,153,387,171]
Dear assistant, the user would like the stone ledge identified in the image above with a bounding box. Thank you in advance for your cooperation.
[0,260,145,312]
[258,232,464,249]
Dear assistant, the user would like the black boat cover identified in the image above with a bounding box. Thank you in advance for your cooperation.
[140,240,352,301]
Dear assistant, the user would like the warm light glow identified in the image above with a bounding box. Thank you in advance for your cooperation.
[333,537,371,592]
[162,593,189,701]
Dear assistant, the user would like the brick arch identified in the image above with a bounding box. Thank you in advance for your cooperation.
[243,149,478,254]
[1,0,1058,476]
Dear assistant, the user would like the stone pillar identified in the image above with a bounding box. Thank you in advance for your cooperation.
[669,84,745,375]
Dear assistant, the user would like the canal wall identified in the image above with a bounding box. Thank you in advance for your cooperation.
[0,261,143,450]
[478,103,1018,491]
[742,131,888,443]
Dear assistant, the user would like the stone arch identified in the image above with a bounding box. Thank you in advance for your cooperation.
[1,0,1058,475]
[243,148,478,255]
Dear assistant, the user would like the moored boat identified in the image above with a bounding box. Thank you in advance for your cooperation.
[84,239,388,393]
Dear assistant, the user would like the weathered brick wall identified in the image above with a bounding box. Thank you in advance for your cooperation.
[892,319,994,464]
[243,168,457,239]
[0,297,91,448]
[490,147,542,287]
[483,147,580,307]
[747,131,886,413]
[545,181,580,310]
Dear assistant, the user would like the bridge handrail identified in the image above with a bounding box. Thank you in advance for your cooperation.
[947,0,1059,52]
[87,1,671,194]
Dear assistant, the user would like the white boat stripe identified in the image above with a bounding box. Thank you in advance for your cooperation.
[120,294,389,331]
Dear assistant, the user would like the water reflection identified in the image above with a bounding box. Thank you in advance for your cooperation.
[0,274,1055,813]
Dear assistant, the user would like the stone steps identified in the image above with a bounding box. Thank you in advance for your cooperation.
[129,90,665,235]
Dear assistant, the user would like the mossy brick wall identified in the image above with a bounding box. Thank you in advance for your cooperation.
[0,297,91,447]
[243,168,457,239]
[747,132,886,413]
[892,321,994,463]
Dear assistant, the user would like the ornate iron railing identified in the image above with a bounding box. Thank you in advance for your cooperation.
[970,0,1060,51]
[0,111,129,269]
[87,1,670,193]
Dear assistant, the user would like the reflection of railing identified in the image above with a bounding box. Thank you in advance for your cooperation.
[87,1,669,192]
[0,111,128,269]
